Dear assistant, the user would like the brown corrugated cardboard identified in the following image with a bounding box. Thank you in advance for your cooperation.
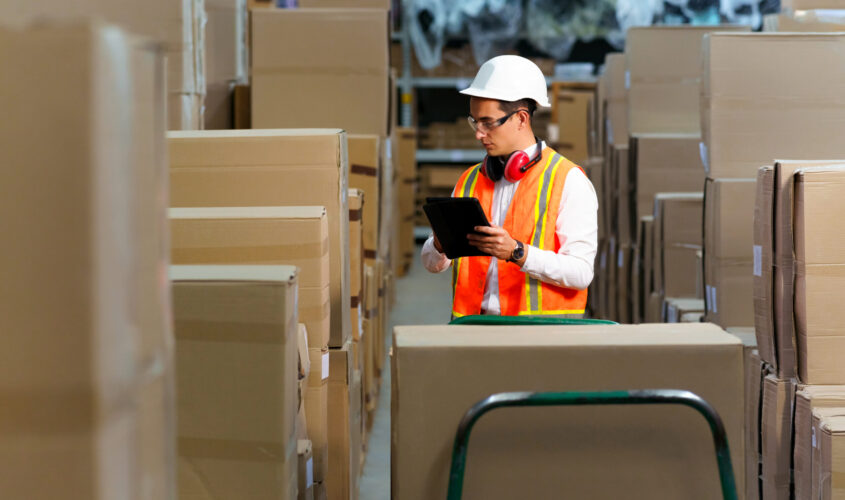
[204,81,235,130]
[646,292,663,323]
[392,323,744,500]
[626,26,748,135]
[629,133,705,224]
[396,127,418,274]
[298,439,315,500]
[251,8,389,136]
[615,244,633,323]
[769,10,845,31]
[773,160,845,379]
[233,84,250,128]
[742,347,765,500]
[603,53,628,148]
[0,22,173,499]
[1,0,206,130]
[349,189,364,342]
[206,0,247,84]
[664,297,705,323]
[702,33,845,178]
[813,408,845,499]
[818,414,845,499]
[613,144,634,245]
[328,344,354,500]
[170,205,332,349]
[753,166,777,368]
[793,387,845,500]
[554,88,594,164]
[654,193,704,299]
[307,347,330,484]
[168,129,350,347]
[171,265,298,499]
[633,215,654,323]
[761,374,796,500]
[793,165,845,384]
[348,135,382,263]
[703,177,756,328]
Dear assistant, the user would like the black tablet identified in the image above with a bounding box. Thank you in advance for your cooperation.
[422,197,491,259]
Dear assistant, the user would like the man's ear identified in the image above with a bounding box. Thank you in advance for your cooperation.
[518,109,531,129]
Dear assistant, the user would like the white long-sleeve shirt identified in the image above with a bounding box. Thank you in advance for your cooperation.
[421,142,598,315]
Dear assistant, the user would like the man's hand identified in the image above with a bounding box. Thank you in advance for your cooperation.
[467,225,523,263]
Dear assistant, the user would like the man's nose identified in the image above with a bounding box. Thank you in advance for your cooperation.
[475,128,486,141]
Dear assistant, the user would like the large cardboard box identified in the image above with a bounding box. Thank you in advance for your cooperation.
[612,144,634,246]
[626,26,748,135]
[348,135,382,263]
[701,33,845,178]
[206,0,247,85]
[1,0,206,130]
[629,134,705,224]
[602,53,628,148]
[251,8,389,136]
[704,178,756,327]
[812,408,845,500]
[654,193,703,299]
[743,348,766,500]
[771,160,844,379]
[664,297,704,323]
[0,22,173,499]
[306,347,330,484]
[761,374,796,500]
[392,323,744,500]
[553,86,595,165]
[753,166,777,368]
[793,387,845,500]
[633,215,654,323]
[349,189,364,342]
[170,206,332,349]
[328,344,356,500]
[793,165,845,384]
[818,415,845,499]
[168,129,350,347]
[396,127,418,274]
[171,265,299,499]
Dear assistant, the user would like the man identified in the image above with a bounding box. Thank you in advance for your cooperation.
[421,55,598,318]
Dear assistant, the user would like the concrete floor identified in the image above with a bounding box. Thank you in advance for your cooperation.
[359,245,452,499]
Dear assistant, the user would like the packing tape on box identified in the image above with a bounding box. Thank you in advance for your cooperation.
[175,320,291,344]
[172,238,329,262]
[350,164,377,177]
[350,295,361,308]
[179,436,296,462]
[0,388,136,434]
[349,208,363,222]
[364,249,378,260]
[796,262,845,278]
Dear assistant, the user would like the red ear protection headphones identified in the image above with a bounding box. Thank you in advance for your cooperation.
[481,137,543,183]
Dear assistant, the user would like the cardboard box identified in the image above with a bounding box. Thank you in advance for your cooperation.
[615,244,633,323]
[168,129,351,347]
[2,0,206,130]
[554,87,595,165]
[171,265,299,499]
[206,0,247,85]
[793,165,845,384]
[204,81,235,130]
[349,189,364,342]
[769,9,845,32]
[702,33,845,178]
[818,415,845,499]
[392,323,745,500]
[0,22,173,499]
[772,160,845,379]
[251,8,389,136]
[298,440,315,500]
[645,292,663,323]
[307,347,330,484]
[233,84,250,128]
[781,0,845,11]
[613,144,634,245]
[634,215,654,323]
[602,53,628,148]
[348,135,382,263]
[753,166,777,368]
[813,407,845,500]
[170,205,332,349]
[653,193,703,298]
[761,374,796,500]
[328,343,355,500]
[793,387,845,500]
[704,178,756,328]
[299,0,391,8]
[664,297,704,323]
[629,134,705,224]
[742,347,765,500]
[626,26,748,135]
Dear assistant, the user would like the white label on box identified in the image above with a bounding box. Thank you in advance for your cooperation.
[705,285,712,313]
[711,287,718,314]
[449,150,464,162]
[753,245,763,277]
[625,70,631,90]
[618,248,624,268]
[600,251,607,270]
[606,118,614,145]
[322,353,330,380]
[813,427,818,449]
[699,142,709,173]
[306,458,314,486]
[667,306,677,323]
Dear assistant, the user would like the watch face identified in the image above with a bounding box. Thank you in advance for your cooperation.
[512,243,524,260]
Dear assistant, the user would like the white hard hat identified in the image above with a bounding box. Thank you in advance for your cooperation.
[460,55,551,108]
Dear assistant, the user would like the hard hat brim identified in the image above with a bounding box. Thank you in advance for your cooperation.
[460,87,551,108]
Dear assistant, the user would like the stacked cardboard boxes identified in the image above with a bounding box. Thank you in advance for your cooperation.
[396,128,419,276]
[204,0,248,129]
[0,21,174,497]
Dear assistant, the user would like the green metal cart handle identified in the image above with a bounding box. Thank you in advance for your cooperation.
[449,315,617,326]
[447,389,738,500]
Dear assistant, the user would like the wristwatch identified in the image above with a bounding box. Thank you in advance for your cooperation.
[508,240,525,263]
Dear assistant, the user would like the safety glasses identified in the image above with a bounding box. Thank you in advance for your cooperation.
[467,109,527,133]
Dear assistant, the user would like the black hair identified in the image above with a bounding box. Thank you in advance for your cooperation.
[498,98,537,122]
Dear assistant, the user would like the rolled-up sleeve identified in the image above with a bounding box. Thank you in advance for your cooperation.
[421,236,452,273]
[519,167,598,290]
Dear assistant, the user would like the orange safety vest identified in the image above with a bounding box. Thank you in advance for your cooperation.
[450,146,588,317]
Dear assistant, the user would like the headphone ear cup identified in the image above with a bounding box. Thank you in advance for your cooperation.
[483,155,505,182]
[503,150,530,183]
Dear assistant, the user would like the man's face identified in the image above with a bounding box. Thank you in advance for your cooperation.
[469,97,522,157]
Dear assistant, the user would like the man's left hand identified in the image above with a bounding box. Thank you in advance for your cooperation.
[467,225,517,261]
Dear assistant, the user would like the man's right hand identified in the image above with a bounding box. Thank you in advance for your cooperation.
[433,235,444,253]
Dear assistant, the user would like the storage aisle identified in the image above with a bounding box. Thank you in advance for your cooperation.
[359,244,452,498]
